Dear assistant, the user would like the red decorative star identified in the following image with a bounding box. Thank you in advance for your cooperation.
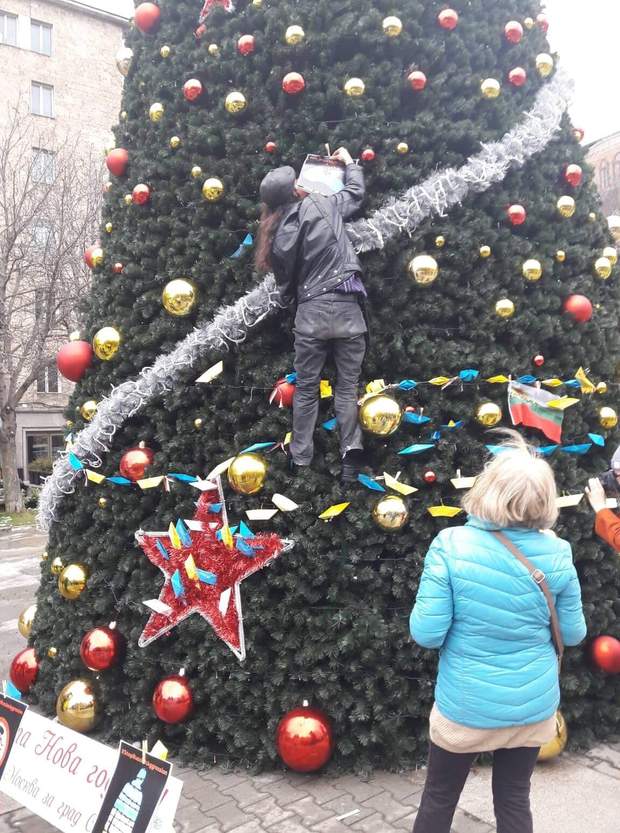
[136,492,287,660]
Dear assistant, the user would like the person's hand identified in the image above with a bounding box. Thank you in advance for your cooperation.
[331,147,354,166]
[585,477,607,513]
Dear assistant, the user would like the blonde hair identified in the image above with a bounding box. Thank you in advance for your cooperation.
[462,430,558,529]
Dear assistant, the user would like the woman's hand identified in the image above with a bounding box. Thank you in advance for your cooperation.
[585,477,607,513]
[331,147,354,166]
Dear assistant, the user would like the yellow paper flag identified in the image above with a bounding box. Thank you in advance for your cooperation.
[150,740,168,761]
[542,378,564,388]
[366,379,386,394]
[427,505,463,518]
[221,524,234,548]
[547,397,580,411]
[320,379,333,398]
[575,367,596,394]
[137,476,164,490]
[85,469,106,484]
[319,502,350,521]
[428,376,451,386]
[168,522,182,549]
[383,472,418,496]
[184,554,198,581]
[284,432,292,446]
[486,375,510,384]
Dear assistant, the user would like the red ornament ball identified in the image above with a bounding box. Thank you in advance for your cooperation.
[276,707,334,772]
[504,20,523,44]
[565,164,583,188]
[10,647,39,694]
[424,470,437,484]
[507,204,527,225]
[408,70,427,91]
[132,184,151,205]
[591,635,620,674]
[563,294,593,323]
[105,148,129,177]
[508,67,527,87]
[438,8,458,30]
[183,78,203,102]
[264,141,278,153]
[533,354,545,367]
[134,2,161,33]
[282,72,305,95]
[360,148,376,162]
[271,378,295,408]
[80,626,123,672]
[119,445,155,481]
[57,341,93,383]
[84,245,103,269]
[237,34,256,55]
[152,675,194,723]
[537,12,550,33]
[113,262,124,274]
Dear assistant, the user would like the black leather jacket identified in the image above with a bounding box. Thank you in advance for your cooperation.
[271,163,365,306]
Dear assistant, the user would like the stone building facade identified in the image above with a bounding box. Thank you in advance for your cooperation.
[0,0,127,484]
[586,131,620,218]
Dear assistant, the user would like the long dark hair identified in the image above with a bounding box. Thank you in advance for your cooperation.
[255,203,286,273]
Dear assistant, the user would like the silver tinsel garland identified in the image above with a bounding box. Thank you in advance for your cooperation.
[38,71,572,530]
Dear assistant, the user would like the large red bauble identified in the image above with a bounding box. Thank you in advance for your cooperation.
[438,8,458,30]
[424,470,437,484]
[271,378,295,408]
[152,675,194,723]
[237,34,256,55]
[265,141,277,153]
[183,78,203,102]
[84,245,103,269]
[106,148,129,177]
[10,647,39,694]
[134,2,161,33]
[276,707,334,772]
[591,635,620,674]
[282,72,305,95]
[408,70,427,91]
[507,204,527,225]
[563,294,593,323]
[508,67,527,87]
[504,21,523,44]
[80,626,123,671]
[361,148,376,162]
[565,164,583,188]
[537,13,549,33]
[57,341,94,383]
[132,184,151,205]
[533,354,545,367]
[119,445,155,481]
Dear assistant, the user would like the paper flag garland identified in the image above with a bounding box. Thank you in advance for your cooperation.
[196,361,224,384]
[383,472,418,495]
[427,505,463,518]
[319,502,350,521]
[272,494,299,512]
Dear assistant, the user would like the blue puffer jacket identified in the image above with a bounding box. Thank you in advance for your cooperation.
[410,517,587,728]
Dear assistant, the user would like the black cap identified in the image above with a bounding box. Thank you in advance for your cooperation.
[260,166,296,208]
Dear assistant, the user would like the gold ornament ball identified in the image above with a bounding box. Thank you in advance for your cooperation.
[98,497,108,509]
[51,556,64,575]
[160,44,171,58]
[495,299,515,318]
[607,215,620,241]
[170,136,182,149]
[435,235,446,248]
[69,330,81,341]
[536,53,554,77]
[344,77,365,97]
[202,177,225,201]
[56,679,100,733]
[124,193,133,205]
[524,16,535,29]
[194,418,204,429]
[47,647,58,659]
[225,91,247,114]
[105,222,113,234]
[588,212,597,222]
[18,604,37,639]
[538,712,567,762]
[603,246,618,266]
[162,279,197,317]
[80,400,98,421]
[93,326,121,361]
[522,259,543,282]
[58,563,88,600]
[596,382,608,395]
[382,15,403,37]
[359,394,402,436]
[285,24,305,45]
[372,494,409,531]
[479,245,492,258]
[252,0,263,7]
[481,78,501,99]
[208,43,220,56]
[555,250,566,263]
[599,407,619,429]
[191,165,203,179]
[557,195,576,218]
[120,110,128,121]
[476,402,503,427]
[595,256,613,280]
[408,254,439,285]
[149,102,165,123]
[228,453,268,495]
[396,141,409,155]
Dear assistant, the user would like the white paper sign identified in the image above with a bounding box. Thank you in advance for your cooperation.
[0,708,181,833]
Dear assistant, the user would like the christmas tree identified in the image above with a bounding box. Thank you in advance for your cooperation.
[14,0,620,771]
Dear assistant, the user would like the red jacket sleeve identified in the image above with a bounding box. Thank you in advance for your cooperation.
[595,508,620,551]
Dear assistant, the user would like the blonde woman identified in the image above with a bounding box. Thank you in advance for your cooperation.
[410,432,586,833]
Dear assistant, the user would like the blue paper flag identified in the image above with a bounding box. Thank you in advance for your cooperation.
[561,444,592,455]
[285,372,297,384]
[459,369,480,382]
[107,476,132,485]
[357,473,386,492]
[565,379,581,388]
[208,503,222,513]
[398,443,435,456]
[403,412,431,425]
[229,232,254,258]
[197,569,217,585]
[517,375,537,384]
[171,569,185,597]
[240,441,275,454]
[442,421,464,430]
[398,379,418,391]
[5,681,22,700]
[322,418,338,431]
[239,520,255,539]
[538,445,560,456]
[236,538,257,557]
[588,433,606,447]
[216,526,238,541]
[68,452,84,471]
[486,445,509,455]
[156,539,170,560]
[168,473,198,482]
[176,519,192,547]
[431,431,442,441]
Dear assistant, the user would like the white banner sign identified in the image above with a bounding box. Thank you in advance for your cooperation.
[0,706,181,833]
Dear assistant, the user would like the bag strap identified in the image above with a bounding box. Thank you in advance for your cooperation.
[490,530,564,665]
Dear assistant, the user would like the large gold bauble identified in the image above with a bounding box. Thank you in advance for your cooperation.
[481,78,501,99]
[208,43,220,56]
[479,245,492,258]
[162,279,197,316]
[408,254,439,285]
[285,24,305,45]
[607,215,620,242]
[58,564,88,600]
[228,453,268,495]
[56,679,100,733]
[476,402,503,427]
[603,246,618,266]
[396,141,409,155]
[596,382,608,395]
[51,556,64,575]
[372,494,409,531]
[93,326,121,360]
[18,604,37,638]
[382,15,403,37]
[599,407,619,429]
[169,136,181,149]
[115,46,133,76]
[595,256,613,280]
[495,298,515,318]
[435,235,446,248]
[344,77,365,97]
[160,45,171,58]
[359,394,402,436]
[522,259,543,282]
[536,53,554,77]
[225,91,247,114]
[557,195,576,218]
[202,177,225,201]
[47,647,58,658]
[191,165,203,179]
[80,400,98,421]
[537,711,567,761]
[149,102,165,122]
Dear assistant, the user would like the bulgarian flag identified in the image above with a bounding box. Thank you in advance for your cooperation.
[507,382,564,442]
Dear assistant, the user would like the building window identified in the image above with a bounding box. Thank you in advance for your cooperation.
[601,161,611,191]
[32,148,56,184]
[613,153,620,185]
[0,10,17,46]
[36,365,60,394]
[31,81,54,117]
[31,19,52,55]
[26,432,64,483]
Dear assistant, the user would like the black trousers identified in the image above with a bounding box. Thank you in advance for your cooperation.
[412,742,540,833]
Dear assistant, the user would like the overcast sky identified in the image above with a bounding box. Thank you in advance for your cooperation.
[99,0,618,144]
